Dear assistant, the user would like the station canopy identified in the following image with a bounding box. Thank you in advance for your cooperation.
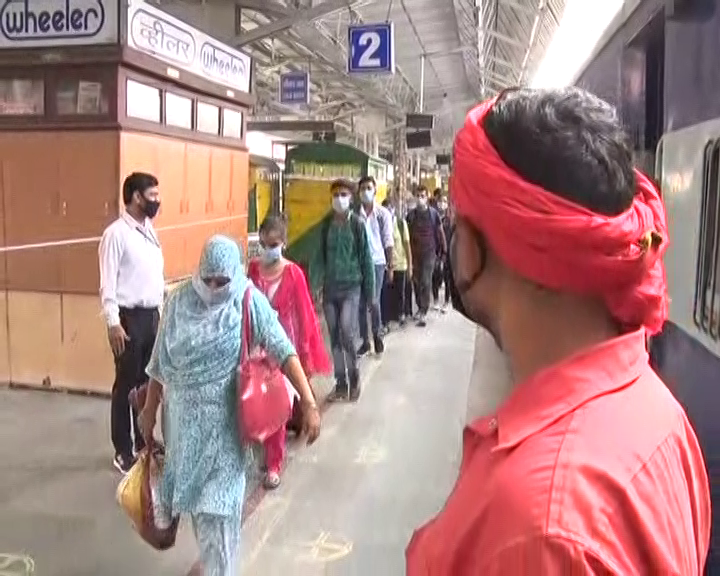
[230,0,566,153]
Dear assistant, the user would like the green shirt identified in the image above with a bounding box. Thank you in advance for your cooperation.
[322,213,374,297]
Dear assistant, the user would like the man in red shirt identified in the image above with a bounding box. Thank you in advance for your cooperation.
[406,88,711,574]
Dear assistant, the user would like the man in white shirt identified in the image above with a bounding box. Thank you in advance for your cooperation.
[98,172,164,474]
[356,176,394,356]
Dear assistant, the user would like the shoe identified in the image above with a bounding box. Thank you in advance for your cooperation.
[263,471,281,490]
[357,341,371,357]
[327,380,349,402]
[399,315,407,327]
[113,452,136,475]
[349,371,361,402]
[373,335,385,354]
[417,314,427,327]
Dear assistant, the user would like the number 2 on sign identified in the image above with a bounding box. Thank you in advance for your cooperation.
[357,31,381,67]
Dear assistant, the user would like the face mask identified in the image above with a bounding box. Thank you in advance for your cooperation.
[262,245,283,263]
[192,274,232,306]
[448,225,492,330]
[361,188,375,204]
[332,195,350,213]
[143,199,160,219]
[418,198,428,209]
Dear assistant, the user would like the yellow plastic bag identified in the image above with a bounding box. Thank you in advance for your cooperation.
[116,453,146,529]
[116,447,179,551]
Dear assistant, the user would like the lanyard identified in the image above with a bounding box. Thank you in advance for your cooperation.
[123,216,160,248]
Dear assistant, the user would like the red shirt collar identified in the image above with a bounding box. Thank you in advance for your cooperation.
[469,329,649,450]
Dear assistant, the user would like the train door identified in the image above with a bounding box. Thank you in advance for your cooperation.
[651,121,720,574]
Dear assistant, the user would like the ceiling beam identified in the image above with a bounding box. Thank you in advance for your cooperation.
[234,0,361,47]
[480,28,526,49]
[235,0,290,18]
[500,0,540,18]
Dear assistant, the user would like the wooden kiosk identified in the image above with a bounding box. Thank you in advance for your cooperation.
[0,0,253,393]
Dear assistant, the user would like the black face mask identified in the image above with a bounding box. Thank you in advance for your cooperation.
[447,225,487,323]
[142,199,160,219]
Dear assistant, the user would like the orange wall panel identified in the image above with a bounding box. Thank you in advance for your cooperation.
[185,142,211,219]
[230,151,249,215]
[119,131,249,280]
[0,131,119,294]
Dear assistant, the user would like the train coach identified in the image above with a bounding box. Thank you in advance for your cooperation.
[573,0,720,571]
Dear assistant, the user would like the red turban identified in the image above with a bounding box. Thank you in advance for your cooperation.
[451,97,669,335]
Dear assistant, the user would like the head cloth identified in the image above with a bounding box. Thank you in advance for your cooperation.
[451,97,668,334]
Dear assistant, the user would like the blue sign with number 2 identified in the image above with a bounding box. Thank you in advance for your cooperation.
[347,23,395,74]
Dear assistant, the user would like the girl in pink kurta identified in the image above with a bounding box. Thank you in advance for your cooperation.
[248,215,332,489]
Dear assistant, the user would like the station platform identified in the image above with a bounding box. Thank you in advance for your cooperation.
[0,310,490,576]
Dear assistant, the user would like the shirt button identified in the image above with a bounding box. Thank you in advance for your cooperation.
[489,418,498,431]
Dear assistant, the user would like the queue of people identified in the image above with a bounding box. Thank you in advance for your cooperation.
[98,168,452,575]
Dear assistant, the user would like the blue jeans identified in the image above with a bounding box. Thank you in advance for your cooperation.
[323,286,361,384]
[359,264,385,343]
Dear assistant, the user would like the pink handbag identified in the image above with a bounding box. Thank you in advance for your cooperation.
[236,287,292,443]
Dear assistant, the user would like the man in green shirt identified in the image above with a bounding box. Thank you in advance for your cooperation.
[319,179,375,401]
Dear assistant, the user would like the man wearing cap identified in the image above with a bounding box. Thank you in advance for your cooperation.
[406,88,710,574]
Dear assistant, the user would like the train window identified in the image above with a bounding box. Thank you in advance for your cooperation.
[0,79,44,115]
[56,79,109,115]
[126,79,160,123]
[693,139,720,339]
[197,101,220,135]
[165,92,192,129]
[222,108,243,139]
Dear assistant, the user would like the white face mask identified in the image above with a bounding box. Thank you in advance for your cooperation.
[418,197,428,208]
[262,245,283,263]
[361,187,375,204]
[192,274,232,306]
[332,195,351,213]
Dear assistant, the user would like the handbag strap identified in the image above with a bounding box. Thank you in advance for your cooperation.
[240,286,253,363]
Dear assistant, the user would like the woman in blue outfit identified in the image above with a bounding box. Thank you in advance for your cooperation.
[138,235,321,576]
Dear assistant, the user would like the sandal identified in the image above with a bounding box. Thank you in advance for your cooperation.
[264,471,281,490]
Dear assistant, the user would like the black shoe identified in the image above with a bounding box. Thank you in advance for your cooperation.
[357,342,371,357]
[399,316,407,327]
[113,452,136,475]
[327,380,349,402]
[417,314,427,327]
[349,371,361,402]
[373,335,385,354]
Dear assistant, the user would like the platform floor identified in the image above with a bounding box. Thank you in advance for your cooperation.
[0,309,494,576]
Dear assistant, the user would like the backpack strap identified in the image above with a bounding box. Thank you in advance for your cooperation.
[377,207,388,246]
[320,215,332,266]
[350,213,366,262]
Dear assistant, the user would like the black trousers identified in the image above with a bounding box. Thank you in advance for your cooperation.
[413,253,436,315]
[111,307,159,457]
[403,270,414,317]
[381,270,408,324]
[432,259,451,304]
